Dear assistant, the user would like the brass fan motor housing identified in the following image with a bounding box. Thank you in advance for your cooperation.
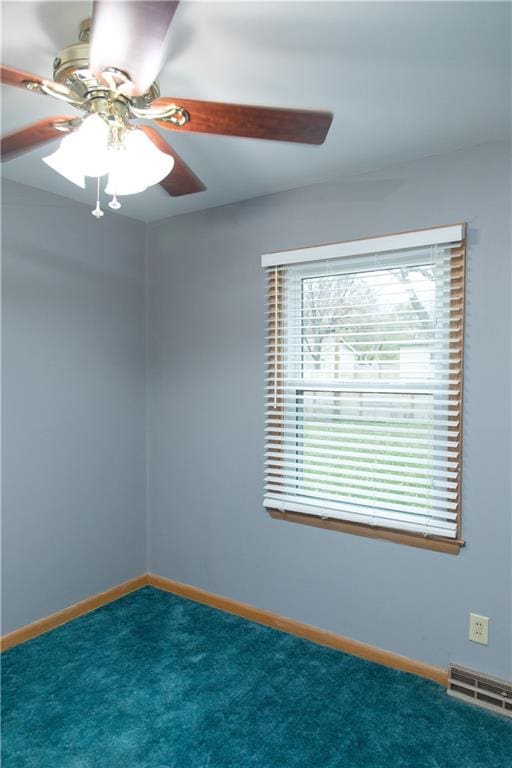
[52,18,160,110]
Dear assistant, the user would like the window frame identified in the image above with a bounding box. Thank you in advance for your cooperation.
[264,229,466,554]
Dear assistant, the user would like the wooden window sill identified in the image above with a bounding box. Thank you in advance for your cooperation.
[267,508,464,555]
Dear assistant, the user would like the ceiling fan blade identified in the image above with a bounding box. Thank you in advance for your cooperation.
[90,1,180,97]
[139,126,206,196]
[1,64,45,89]
[153,98,333,145]
[0,65,75,101]
[1,117,76,161]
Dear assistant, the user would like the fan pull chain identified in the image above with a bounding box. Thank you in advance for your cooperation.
[91,177,104,219]
[108,194,122,210]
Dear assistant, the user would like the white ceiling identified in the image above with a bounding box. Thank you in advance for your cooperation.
[1,1,510,222]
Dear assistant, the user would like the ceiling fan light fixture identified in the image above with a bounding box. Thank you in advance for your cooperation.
[42,141,86,188]
[105,128,174,196]
[72,113,111,177]
[105,155,150,195]
[43,113,110,185]
[3,6,334,209]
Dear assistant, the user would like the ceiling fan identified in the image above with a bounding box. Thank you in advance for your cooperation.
[0,0,333,216]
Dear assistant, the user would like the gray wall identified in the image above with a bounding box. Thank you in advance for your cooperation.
[2,143,510,679]
[1,180,146,634]
[146,142,512,679]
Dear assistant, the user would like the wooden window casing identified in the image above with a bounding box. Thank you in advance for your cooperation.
[264,228,466,554]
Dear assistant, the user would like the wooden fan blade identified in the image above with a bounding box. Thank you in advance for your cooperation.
[139,126,206,196]
[1,64,44,89]
[0,65,74,100]
[90,1,179,97]
[153,98,333,145]
[1,117,76,161]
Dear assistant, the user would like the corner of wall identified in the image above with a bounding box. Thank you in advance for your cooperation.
[143,222,151,574]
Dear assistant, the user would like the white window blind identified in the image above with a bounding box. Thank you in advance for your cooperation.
[262,225,465,542]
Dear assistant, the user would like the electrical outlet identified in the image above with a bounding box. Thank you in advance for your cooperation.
[469,613,489,645]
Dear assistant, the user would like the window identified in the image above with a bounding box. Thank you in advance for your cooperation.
[263,225,466,553]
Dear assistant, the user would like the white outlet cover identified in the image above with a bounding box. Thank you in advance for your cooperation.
[469,613,489,645]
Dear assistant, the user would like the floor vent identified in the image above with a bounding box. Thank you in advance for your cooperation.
[448,664,512,718]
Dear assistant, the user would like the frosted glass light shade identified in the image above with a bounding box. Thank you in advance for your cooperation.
[105,129,174,196]
[73,114,110,177]
[43,136,86,188]
[43,114,110,184]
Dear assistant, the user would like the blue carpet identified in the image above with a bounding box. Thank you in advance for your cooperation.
[2,586,511,767]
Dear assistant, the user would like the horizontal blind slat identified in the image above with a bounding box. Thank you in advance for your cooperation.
[265,424,460,448]
[265,416,460,439]
[265,466,458,500]
[266,449,459,475]
[266,434,459,459]
[266,404,461,419]
[263,491,458,524]
[263,496,458,538]
[264,481,458,514]
[266,456,458,485]
[265,391,461,409]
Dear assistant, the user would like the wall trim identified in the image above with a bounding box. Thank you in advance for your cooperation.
[0,574,149,652]
[1,571,447,687]
[147,573,448,686]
